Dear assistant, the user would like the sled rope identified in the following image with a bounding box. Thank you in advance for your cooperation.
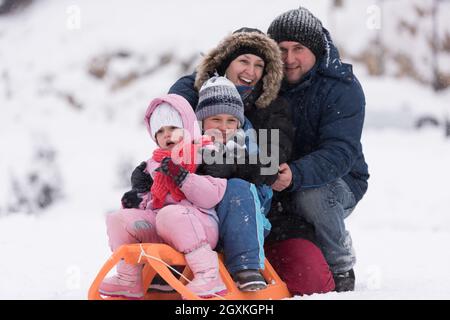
[138,244,226,300]
[137,244,191,283]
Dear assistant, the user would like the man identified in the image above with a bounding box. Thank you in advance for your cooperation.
[267,7,370,292]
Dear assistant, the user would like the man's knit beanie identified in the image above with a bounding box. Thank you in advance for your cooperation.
[267,7,326,59]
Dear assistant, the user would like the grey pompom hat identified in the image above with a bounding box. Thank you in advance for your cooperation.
[196,76,245,126]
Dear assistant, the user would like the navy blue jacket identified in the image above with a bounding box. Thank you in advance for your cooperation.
[282,29,369,203]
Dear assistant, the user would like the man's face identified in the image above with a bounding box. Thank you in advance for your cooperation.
[279,41,316,84]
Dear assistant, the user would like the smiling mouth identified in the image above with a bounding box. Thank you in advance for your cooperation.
[238,77,253,85]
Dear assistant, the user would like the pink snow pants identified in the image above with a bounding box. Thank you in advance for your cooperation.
[106,206,219,254]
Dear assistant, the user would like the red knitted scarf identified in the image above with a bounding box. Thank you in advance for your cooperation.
[150,137,212,209]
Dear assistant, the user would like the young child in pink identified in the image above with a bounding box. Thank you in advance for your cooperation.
[99,94,227,299]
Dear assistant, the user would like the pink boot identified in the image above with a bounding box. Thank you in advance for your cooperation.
[184,244,227,298]
[99,261,144,299]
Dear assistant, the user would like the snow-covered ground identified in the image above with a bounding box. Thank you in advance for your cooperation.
[315,128,450,300]
[1,0,450,299]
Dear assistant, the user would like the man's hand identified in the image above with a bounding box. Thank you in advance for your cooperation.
[271,163,293,192]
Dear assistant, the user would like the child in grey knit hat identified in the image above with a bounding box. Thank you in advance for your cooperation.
[196,76,249,167]
[196,76,273,292]
[196,76,245,142]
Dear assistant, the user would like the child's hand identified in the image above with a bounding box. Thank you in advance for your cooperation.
[224,130,246,160]
[155,157,189,187]
[197,162,235,179]
[131,161,153,192]
[121,190,143,209]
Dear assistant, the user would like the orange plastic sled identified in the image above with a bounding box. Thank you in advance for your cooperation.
[88,243,291,300]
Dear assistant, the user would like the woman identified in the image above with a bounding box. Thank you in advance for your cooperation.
[170,27,292,185]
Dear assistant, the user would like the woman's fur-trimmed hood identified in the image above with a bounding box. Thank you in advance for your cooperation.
[194,31,283,109]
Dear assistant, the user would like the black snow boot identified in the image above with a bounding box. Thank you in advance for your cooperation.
[333,269,355,292]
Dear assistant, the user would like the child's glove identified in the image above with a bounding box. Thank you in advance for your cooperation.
[197,142,235,179]
[224,130,247,161]
[155,157,189,187]
[197,161,236,179]
[121,189,143,209]
[131,161,153,192]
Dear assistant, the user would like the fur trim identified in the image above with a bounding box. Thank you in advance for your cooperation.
[195,32,283,109]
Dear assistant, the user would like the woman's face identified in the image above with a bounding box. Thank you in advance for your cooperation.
[225,54,265,87]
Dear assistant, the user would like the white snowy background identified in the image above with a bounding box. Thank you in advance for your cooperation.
[1,0,450,299]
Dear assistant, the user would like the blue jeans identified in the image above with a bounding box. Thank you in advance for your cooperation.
[291,178,357,273]
[215,179,272,275]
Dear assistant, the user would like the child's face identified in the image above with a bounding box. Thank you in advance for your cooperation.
[155,126,184,150]
[203,114,239,143]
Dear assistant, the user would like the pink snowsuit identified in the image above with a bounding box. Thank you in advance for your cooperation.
[106,94,226,256]
[99,94,228,299]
